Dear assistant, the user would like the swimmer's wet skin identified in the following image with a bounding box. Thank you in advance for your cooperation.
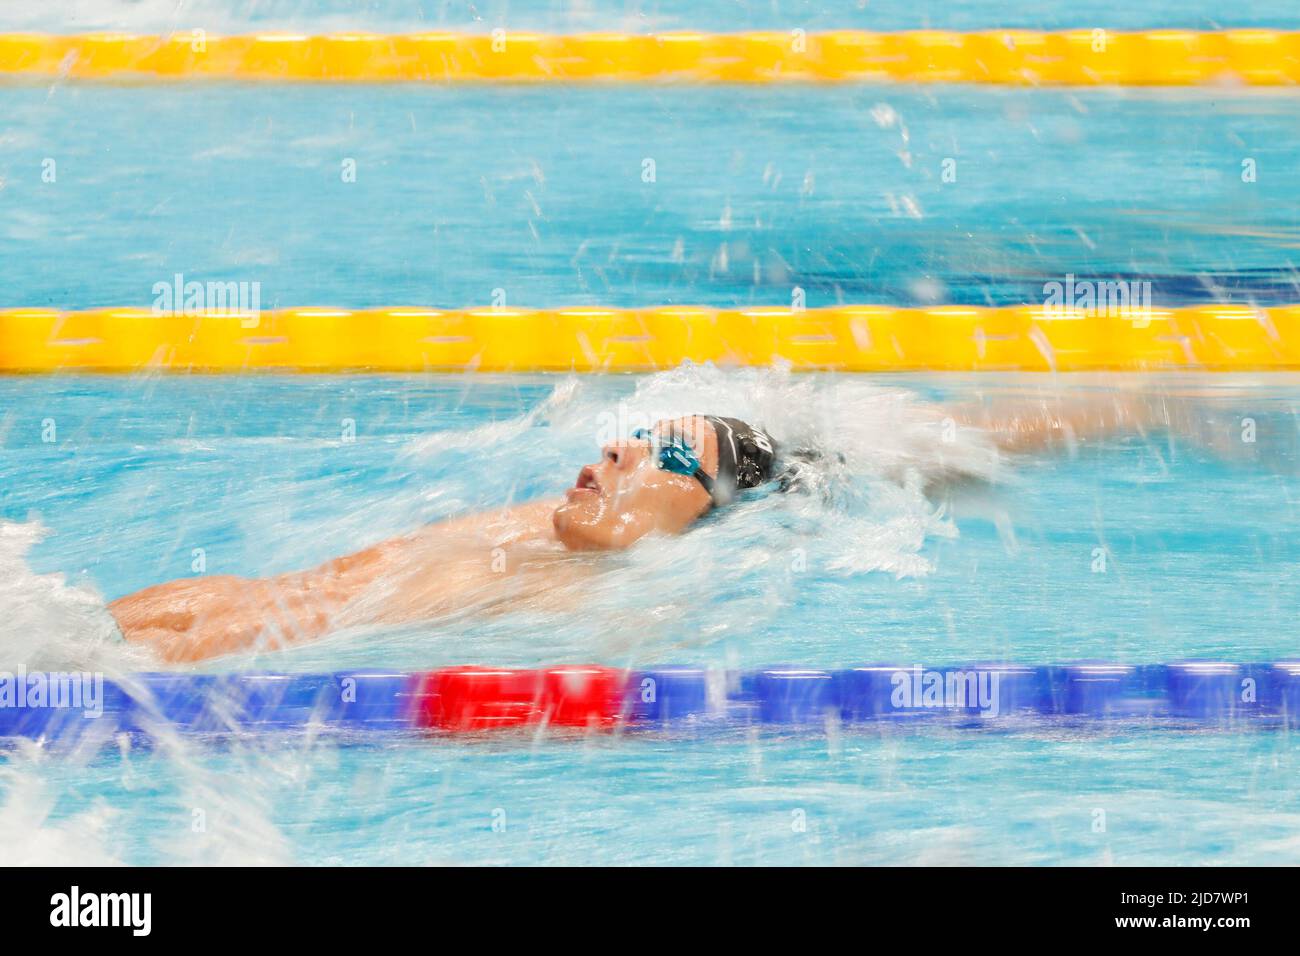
[110,414,771,662]
[107,396,1202,663]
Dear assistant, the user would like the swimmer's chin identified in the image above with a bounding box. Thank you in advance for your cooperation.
[551,498,607,551]
[551,499,649,552]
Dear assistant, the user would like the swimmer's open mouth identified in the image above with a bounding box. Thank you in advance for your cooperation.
[565,466,601,500]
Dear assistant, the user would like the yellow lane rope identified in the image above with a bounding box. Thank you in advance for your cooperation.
[2,305,1298,371]
[0,30,1298,84]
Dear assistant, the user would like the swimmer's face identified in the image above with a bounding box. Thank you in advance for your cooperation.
[552,416,718,551]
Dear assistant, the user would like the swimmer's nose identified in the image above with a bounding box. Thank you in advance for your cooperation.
[601,439,646,471]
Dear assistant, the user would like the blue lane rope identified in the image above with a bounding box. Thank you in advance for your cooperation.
[0,663,1297,743]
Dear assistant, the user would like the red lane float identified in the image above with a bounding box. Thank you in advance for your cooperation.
[417,666,627,731]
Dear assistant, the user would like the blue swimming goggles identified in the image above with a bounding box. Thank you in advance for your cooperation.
[631,427,716,500]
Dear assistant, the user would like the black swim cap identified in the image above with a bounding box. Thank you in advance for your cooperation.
[703,415,778,505]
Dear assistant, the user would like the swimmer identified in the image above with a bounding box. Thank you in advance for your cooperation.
[108,395,1207,662]
[110,415,776,662]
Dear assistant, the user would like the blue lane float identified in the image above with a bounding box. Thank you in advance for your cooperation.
[2,662,1300,743]
[0,671,422,743]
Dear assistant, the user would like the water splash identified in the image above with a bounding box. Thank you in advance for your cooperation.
[0,743,122,865]
[1,366,1003,670]
[0,520,150,672]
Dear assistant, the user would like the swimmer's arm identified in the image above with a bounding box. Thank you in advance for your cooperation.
[955,393,1179,454]
[112,498,563,662]
[109,573,336,663]
[312,498,563,582]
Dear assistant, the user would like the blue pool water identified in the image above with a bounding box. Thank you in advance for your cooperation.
[3,85,1299,310]
[3,371,1300,672]
[3,371,1300,864]
[3,1,1300,865]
